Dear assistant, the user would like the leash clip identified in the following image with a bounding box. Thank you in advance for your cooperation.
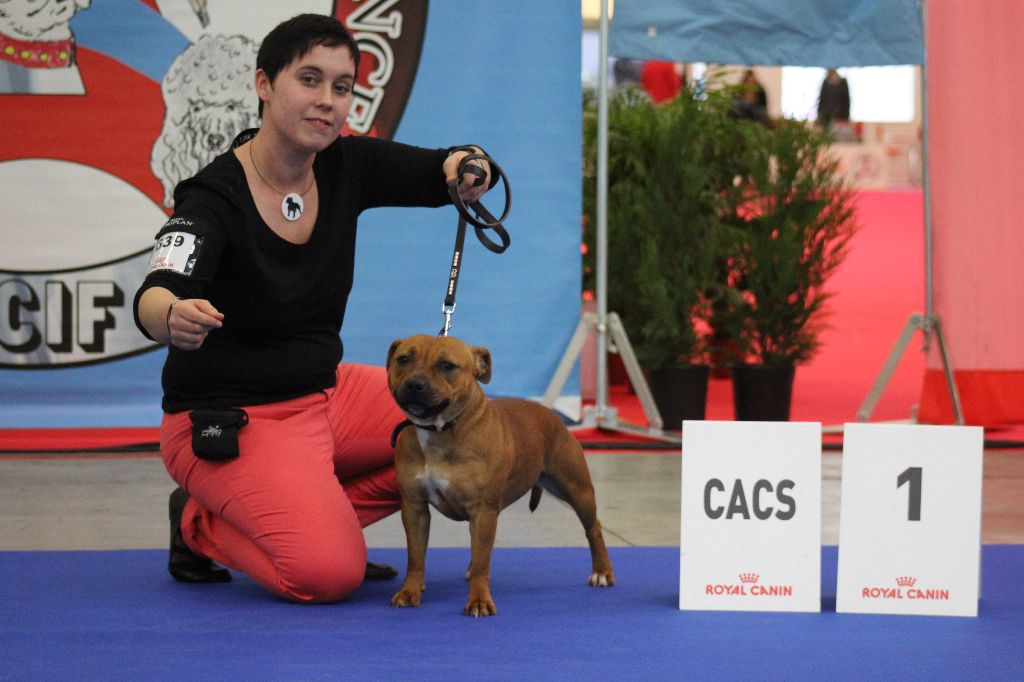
[440,303,456,337]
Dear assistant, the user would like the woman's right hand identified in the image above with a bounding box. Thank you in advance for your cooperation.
[166,298,224,350]
[138,287,223,349]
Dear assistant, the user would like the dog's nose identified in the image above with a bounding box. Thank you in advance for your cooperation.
[404,378,427,394]
[206,133,225,149]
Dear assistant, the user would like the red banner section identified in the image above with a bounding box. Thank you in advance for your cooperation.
[921,1,1024,425]
[0,428,159,453]
[918,370,1024,427]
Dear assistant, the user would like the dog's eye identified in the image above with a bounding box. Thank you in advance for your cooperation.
[439,361,457,372]
[395,355,410,366]
[226,103,235,112]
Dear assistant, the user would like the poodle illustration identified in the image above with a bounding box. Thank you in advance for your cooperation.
[150,33,259,208]
[0,0,92,94]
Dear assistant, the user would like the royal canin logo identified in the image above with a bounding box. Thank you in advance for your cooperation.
[861,576,949,601]
[705,572,793,597]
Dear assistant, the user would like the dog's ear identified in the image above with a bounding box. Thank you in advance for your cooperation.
[472,347,492,384]
[386,340,403,369]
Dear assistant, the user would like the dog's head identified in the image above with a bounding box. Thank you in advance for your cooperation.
[386,334,491,428]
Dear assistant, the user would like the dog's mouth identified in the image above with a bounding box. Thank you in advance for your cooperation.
[397,396,451,421]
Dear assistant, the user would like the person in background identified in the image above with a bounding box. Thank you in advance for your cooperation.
[817,67,851,128]
[612,57,642,88]
[133,13,495,604]
[734,68,769,126]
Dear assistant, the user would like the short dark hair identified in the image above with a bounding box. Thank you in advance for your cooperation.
[256,13,361,116]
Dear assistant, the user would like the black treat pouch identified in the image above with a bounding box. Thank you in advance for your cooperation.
[189,408,249,461]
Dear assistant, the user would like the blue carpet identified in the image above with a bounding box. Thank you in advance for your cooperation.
[1,546,1022,680]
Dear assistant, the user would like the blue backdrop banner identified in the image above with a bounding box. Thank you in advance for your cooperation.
[609,0,923,67]
[0,1,581,427]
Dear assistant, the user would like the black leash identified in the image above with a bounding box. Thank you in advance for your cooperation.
[440,149,511,336]
[390,151,511,449]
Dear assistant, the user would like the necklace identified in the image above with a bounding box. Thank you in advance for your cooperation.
[248,142,316,222]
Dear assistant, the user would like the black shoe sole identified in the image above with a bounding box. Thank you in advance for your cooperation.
[168,487,232,583]
[365,561,398,581]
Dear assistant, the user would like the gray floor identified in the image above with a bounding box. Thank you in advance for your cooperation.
[0,452,843,551]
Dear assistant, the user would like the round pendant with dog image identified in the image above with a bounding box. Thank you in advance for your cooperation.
[281,193,304,221]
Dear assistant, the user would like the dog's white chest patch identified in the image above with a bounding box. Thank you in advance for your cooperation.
[415,470,451,508]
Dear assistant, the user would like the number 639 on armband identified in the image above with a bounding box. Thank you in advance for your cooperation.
[836,423,984,617]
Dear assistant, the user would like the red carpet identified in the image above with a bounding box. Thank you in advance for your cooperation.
[788,189,925,424]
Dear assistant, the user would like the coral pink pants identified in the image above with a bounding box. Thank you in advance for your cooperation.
[161,364,403,603]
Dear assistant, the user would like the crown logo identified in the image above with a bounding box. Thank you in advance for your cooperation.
[739,572,760,584]
[895,576,917,587]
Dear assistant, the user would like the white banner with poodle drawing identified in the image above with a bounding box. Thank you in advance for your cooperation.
[0,0,581,427]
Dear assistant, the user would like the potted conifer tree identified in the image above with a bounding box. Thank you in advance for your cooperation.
[583,78,857,425]
[719,117,859,420]
[583,85,734,427]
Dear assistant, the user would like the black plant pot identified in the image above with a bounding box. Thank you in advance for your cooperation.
[646,364,711,431]
[731,364,796,421]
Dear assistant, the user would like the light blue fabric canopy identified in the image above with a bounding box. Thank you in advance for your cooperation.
[609,0,924,67]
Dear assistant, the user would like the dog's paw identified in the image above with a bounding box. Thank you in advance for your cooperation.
[588,570,615,587]
[463,597,497,617]
[464,582,497,617]
[391,585,424,608]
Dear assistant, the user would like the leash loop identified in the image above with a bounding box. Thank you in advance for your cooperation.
[439,150,511,336]
[446,153,512,253]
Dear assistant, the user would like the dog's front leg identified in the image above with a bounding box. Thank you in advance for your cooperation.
[464,506,499,616]
[391,499,431,608]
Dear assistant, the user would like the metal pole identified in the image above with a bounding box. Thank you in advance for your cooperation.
[595,0,610,415]
[920,0,934,320]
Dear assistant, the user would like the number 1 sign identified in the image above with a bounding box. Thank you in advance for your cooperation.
[836,423,984,617]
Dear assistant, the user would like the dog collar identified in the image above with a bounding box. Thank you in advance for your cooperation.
[0,34,75,69]
[391,418,455,447]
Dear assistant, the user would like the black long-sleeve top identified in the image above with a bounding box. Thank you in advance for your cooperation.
[134,131,451,413]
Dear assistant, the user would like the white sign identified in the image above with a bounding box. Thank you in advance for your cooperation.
[680,421,822,612]
[836,423,983,617]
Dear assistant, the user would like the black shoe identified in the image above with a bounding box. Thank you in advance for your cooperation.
[168,487,231,583]
[364,561,398,581]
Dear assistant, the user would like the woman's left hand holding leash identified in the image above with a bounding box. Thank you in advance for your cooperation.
[444,147,491,204]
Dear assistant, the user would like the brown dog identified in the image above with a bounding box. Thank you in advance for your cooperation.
[386,334,615,616]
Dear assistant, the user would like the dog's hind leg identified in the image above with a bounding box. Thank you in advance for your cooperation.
[543,443,615,587]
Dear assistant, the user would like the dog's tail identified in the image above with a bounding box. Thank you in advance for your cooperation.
[528,484,543,512]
